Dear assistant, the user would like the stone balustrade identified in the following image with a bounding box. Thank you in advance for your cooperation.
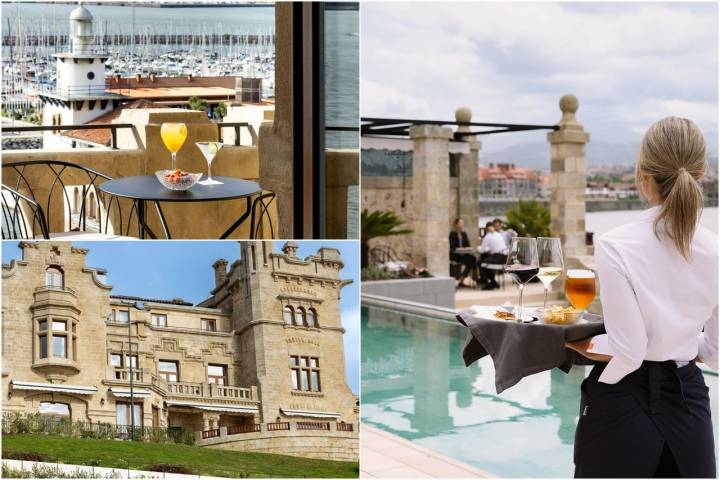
[195,421,359,462]
[113,367,143,382]
[167,380,204,397]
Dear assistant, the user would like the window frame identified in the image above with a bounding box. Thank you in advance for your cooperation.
[45,266,64,289]
[307,308,318,327]
[283,306,294,325]
[201,318,217,332]
[37,316,74,360]
[290,355,321,392]
[158,360,178,382]
[207,364,228,385]
[151,313,167,328]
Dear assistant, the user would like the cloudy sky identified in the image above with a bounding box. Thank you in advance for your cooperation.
[362,2,718,153]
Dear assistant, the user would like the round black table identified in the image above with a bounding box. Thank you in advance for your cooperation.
[99,175,262,239]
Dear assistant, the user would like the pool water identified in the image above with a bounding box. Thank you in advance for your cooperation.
[361,305,719,478]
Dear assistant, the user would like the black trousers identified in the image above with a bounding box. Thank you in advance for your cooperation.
[574,361,715,478]
[479,253,506,285]
[451,253,476,279]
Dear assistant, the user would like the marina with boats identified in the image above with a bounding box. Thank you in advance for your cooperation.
[2,2,275,117]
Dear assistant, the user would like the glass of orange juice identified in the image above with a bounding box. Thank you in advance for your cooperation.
[160,123,188,171]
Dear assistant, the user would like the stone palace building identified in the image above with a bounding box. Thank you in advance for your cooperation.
[1,241,358,461]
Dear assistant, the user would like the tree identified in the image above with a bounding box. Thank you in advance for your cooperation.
[213,102,227,121]
[188,96,208,112]
[505,199,551,238]
[360,209,413,268]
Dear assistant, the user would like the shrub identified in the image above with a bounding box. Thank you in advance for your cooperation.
[505,199,551,238]
[147,464,193,474]
[3,451,48,462]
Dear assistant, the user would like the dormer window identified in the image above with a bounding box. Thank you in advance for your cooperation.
[45,266,63,289]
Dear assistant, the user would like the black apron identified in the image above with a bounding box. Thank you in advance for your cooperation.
[574,361,716,478]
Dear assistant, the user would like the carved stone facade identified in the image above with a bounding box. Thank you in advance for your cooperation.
[1,241,358,461]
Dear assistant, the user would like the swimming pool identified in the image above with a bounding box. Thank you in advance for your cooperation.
[361,301,719,478]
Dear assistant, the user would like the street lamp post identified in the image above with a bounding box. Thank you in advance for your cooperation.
[126,301,144,441]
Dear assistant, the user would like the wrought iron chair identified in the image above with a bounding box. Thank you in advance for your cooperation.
[2,160,138,239]
[249,190,277,239]
[1,185,50,239]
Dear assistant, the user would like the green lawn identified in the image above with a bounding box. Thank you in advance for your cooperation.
[2,434,359,478]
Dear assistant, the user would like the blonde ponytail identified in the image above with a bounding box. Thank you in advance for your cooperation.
[637,117,706,261]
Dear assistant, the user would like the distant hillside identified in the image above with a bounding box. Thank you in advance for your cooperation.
[481,140,718,171]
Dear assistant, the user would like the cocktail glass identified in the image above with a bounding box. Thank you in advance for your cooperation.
[195,142,224,185]
[160,122,188,171]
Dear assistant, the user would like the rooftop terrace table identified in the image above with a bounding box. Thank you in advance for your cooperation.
[99,175,262,239]
[456,307,605,393]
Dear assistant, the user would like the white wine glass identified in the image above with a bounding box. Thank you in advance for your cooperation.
[537,237,564,308]
[195,142,224,185]
[504,237,539,322]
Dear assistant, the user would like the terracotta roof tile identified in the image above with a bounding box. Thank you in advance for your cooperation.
[63,99,163,146]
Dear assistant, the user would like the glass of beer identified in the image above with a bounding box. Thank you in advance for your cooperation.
[160,122,188,171]
[565,269,596,314]
[504,237,539,322]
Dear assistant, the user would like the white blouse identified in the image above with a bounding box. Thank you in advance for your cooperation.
[595,206,718,384]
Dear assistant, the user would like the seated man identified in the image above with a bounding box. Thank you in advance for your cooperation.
[493,217,517,246]
[449,218,477,287]
[478,222,508,290]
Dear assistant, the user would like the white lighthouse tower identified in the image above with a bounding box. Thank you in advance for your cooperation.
[39,3,122,149]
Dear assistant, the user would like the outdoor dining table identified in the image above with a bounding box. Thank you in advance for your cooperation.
[456,307,606,393]
[99,175,262,239]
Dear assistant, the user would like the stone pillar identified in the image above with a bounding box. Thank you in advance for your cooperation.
[547,95,590,257]
[410,125,453,276]
[258,3,294,238]
[455,107,481,244]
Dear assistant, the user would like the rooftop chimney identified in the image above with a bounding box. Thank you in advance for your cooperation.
[212,259,228,287]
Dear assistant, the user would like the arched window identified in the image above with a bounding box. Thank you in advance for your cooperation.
[307,308,317,328]
[283,306,294,325]
[39,402,71,423]
[295,307,306,326]
[46,266,63,289]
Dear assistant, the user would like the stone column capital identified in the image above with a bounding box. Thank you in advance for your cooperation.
[409,124,453,140]
[548,129,590,144]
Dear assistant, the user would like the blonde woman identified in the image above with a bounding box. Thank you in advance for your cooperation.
[568,117,717,478]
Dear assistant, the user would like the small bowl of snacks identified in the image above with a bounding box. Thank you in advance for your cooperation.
[538,305,582,325]
[155,169,202,191]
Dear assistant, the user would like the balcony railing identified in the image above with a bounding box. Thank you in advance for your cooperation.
[296,421,330,431]
[114,367,143,382]
[200,428,220,439]
[210,384,253,400]
[227,424,261,435]
[164,381,255,401]
[336,422,354,432]
[166,381,204,397]
[2,124,135,149]
[32,83,117,99]
[267,422,290,431]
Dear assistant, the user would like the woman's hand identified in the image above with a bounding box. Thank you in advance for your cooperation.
[565,338,612,363]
